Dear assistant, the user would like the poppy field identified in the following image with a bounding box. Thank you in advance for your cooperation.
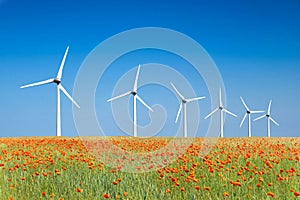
[0,137,299,199]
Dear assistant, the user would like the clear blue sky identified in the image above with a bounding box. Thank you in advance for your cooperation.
[0,0,299,137]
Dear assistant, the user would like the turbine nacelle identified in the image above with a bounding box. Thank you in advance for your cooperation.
[53,78,61,85]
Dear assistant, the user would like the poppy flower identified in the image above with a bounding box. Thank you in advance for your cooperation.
[266,192,274,198]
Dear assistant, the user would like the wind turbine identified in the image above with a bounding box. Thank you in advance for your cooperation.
[254,100,279,137]
[205,88,237,138]
[107,65,153,137]
[240,97,264,137]
[20,46,80,137]
[170,83,205,138]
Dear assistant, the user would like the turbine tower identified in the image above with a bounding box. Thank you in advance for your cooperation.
[170,82,205,138]
[20,46,80,136]
[240,97,264,137]
[107,65,153,137]
[254,100,279,137]
[205,88,237,138]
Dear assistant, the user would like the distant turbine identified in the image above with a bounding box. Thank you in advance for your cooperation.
[254,100,279,137]
[240,97,264,137]
[205,88,237,138]
[107,65,153,137]
[21,46,80,136]
[170,82,205,138]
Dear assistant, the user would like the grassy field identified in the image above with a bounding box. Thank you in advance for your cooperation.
[0,137,299,199]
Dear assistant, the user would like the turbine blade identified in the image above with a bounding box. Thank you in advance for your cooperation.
[205,107,219,119]
[223,108,237,117]
[254,114,265,121]
[270,117,279,126]
[136,95,153,112]
[107,91,132,102]
[219,88,222,107]
[133,64,141,92]
[250,110,264,114]
[240,96,249,111]
[240,113,247,127]
[170,82,185,100]
[56,46,69,80]
[186,96,206,102]
[58,84,80,108]
[175,103,182,123]
[20,78,54,88]
[268,100,272,115]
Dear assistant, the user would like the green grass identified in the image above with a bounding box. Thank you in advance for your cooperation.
[0,137,299,199]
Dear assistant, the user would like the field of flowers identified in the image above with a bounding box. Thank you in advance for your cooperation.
[0,137,299,199]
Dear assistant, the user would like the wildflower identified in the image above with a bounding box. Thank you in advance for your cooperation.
[204,186,210,191]
[124,192,128,196]
[166,189,171,193]
[224,192,229,197]
[41,191,46,196]
[76,188,83,193]
[268,183,273,186]
[230,180,241,187]
[266,192,274,198]
[294,192,300,197]
[103,193,110,198]
[195,186,200,190]
[112,181,118,185]
[180,187,185,191]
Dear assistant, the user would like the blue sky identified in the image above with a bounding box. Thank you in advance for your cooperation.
[0,0,299,137]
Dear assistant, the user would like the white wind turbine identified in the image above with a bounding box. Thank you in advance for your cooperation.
[254,100,279,137]
[205,88,237,138]
[240,97,264,137]
[20,46,80,137]
[170,83,205,138]
[107,65,153,137]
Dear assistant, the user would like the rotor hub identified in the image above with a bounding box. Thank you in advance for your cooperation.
[53,79,61,85]
[131,91,137,96]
